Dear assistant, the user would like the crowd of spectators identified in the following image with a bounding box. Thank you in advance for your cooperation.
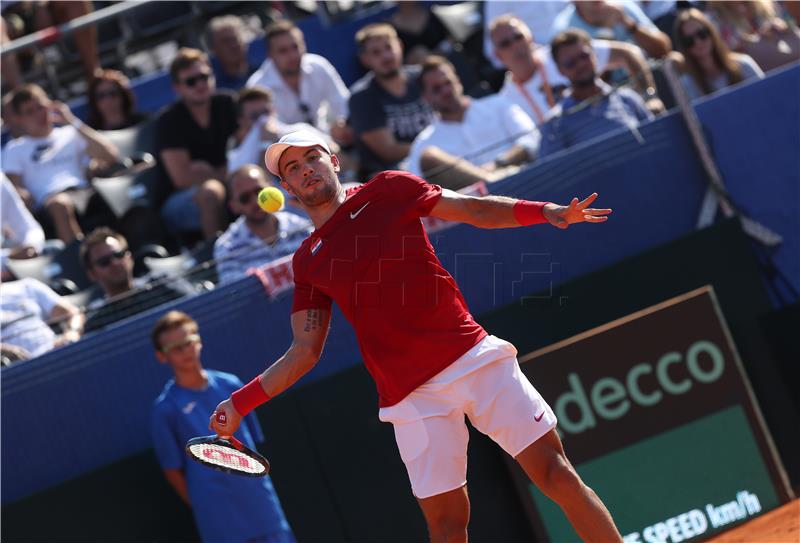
[2,0,798,362]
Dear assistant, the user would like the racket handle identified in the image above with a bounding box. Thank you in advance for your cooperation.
[215,411,227,425]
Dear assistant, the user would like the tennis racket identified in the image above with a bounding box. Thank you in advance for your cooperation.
[185,412,270,477]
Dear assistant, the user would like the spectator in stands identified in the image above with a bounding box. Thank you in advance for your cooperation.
[87,69,148,131]
[3,84,120,243]
[206,15,258,91]
[246,20,351,146]
[0,276,84,359]
[150,310,295,543]
[390,1,452,65]
[490,14,664,126]
[638,0,682,36]
[707,1,800,72]
[1,173,45,281]
[214,165,311,284]
[483,1,569,68]
[349,23,435,179]
[227,86,332,173]
[552,0,672,59]
[80,227,193,334]
[405,55,538,189]
[1,91,24,144]
[670,8,764,100]
[155,48,233,241]
[539,29,653,157]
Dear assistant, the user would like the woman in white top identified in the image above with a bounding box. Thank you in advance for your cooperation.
[671,8,764,100]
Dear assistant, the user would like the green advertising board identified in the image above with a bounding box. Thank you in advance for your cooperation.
[510,287,792,542]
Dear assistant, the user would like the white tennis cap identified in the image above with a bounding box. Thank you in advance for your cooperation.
[264,130,332,177]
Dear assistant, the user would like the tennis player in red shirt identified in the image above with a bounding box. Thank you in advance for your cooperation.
[210,130,622,542]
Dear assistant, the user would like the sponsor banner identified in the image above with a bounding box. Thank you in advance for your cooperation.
[509,287,792,542]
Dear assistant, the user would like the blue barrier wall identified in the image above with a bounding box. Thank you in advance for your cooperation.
[3,64,798,504]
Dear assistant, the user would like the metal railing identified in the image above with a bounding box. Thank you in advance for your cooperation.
[1,1,149,57]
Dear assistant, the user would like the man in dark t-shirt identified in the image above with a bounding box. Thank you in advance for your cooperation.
[155,48,237,239]
[348,23,435,179]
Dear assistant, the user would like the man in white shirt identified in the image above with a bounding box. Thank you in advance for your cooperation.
[405,55,538,189]
[0,277,84,359]
[490,14,663,126]
[214,165,311,284]
[227,87,332,174]
[246,20,352,147]
[2,84,120,243]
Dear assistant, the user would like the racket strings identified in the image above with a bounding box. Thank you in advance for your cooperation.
[188,442,266,474]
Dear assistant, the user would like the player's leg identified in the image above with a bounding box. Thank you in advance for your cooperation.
[417,485,470,543]
[380,394,471,543]
[515,430,622,543]
[461,337,621,543]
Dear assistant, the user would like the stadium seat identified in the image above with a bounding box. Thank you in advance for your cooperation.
[5,255,55,283]
[144,253,190,277]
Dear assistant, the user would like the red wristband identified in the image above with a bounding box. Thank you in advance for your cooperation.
[231,376,271,417]
[513,200,549,226]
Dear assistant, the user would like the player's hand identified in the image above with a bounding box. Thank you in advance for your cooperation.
[209,398,241,439]
[543,193,612,229]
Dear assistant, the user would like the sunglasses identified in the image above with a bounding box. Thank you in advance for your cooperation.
[238,187,265,205]
[160,333,201,354]
[96,88,121,100]
[497,32,525,50]
[560,51,591,70]
[92,249,130,269]
[682,28,711,48]
[182,72,211,88]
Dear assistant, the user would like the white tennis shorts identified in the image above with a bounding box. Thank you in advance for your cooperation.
[378,335,557,499]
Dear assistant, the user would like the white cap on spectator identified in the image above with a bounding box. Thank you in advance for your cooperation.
[265,130,332,177]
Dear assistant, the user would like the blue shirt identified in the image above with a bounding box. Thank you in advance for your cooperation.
[539,82,652,157]
[151,370,293,543]
[552,0,659,45]
[212,58,258,91]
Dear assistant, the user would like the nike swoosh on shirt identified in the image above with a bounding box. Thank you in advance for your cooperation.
[534,411,545,422]
[182,401,197,414]
[350,202,370,219]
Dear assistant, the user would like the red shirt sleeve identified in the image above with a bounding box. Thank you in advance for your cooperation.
[291,250,333,314]
[382,171,443,217]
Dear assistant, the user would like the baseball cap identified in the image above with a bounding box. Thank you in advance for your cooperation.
[264,130,332,177]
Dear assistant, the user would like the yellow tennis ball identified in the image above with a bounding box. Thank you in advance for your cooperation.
[257,187,284,213]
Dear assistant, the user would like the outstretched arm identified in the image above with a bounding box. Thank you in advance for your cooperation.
[209,308,331,437]
[429,189,612,230]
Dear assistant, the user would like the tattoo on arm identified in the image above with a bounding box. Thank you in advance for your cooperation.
[304,309,322,332]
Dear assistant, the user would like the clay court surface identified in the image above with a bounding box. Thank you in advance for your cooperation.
[707,499,799,543]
